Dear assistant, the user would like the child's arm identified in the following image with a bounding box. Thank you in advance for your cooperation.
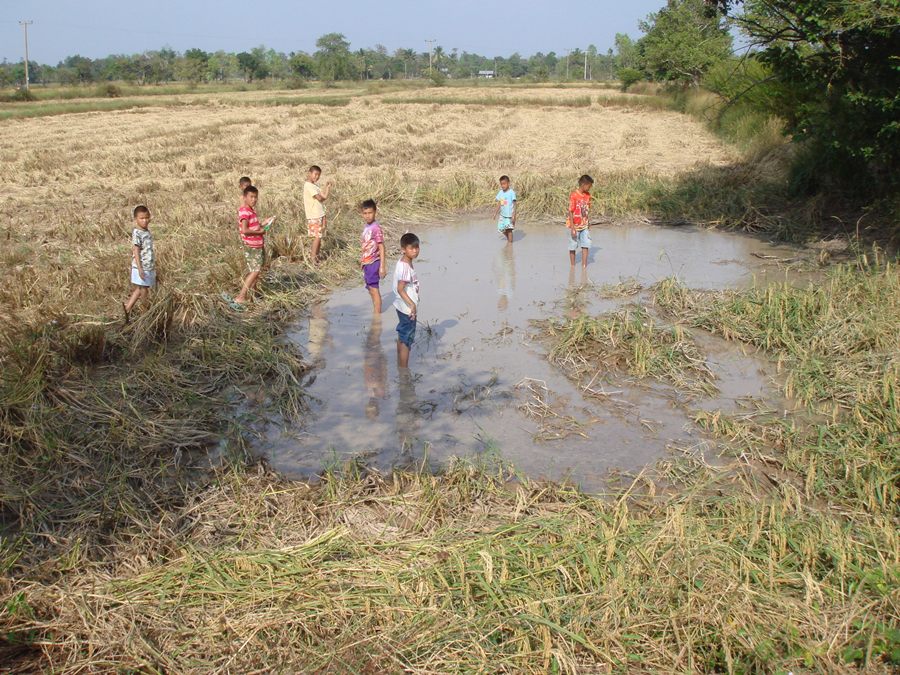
[377,242,387,278]
[132,244,145,280]
[511,198,517,225]
[493,199,501,221]
[397,281,416,319]
[239,217,265,235]
[315,181,333,202]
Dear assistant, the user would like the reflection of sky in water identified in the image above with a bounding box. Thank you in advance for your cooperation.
[268,221,799,491]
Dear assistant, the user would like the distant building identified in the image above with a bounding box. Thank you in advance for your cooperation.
[478,70,495,79]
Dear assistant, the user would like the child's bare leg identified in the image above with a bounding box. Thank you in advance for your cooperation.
[311,237,322,264]
[581,247,589,269]
[368,287,382,313]
[569,250,577,266]
[124,286,146,313]
[505,229,513,243]
[397,340,410,369]
[235,270,260,303]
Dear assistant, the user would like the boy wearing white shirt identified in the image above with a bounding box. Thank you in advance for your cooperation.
[393,232,420,369]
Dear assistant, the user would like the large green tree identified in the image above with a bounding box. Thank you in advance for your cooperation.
[710,0,900,194]
[314,33,358,81]
[639,0,733,86]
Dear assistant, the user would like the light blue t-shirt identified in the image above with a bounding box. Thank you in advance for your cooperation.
[496,189,516,218]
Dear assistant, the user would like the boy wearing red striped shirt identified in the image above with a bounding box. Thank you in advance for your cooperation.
[231,185,274,308]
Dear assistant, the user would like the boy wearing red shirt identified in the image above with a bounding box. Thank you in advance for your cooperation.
[567,174,594,268]
[229,185,273,309]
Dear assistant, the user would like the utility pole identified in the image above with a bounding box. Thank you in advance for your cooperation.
[19,20,33,90]
[425,39,436,74]
[584,50,589,81]
[565,49,572,81]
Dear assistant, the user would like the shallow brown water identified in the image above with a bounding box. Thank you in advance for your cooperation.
[262,220,800,490]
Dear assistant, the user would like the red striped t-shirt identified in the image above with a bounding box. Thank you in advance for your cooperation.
[238,205,264,248]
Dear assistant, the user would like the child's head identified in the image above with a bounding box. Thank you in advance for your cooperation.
[578,175,594,193]
[307,165,322,183]
[499,175,510,191]
[360,198,377,224]
[133,205,151,229]
[243,185,259,207]
[239,176,252,191]
[400,232,420,260]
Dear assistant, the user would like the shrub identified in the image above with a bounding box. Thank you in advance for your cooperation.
[97,83,122,98]
[618,68,644,92]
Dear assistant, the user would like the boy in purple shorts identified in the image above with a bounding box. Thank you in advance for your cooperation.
[359,199,386,312]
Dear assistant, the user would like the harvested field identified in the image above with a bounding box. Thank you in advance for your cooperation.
[1,86,896,672]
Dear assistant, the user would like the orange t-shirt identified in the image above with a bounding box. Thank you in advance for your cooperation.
[569,191,591,230]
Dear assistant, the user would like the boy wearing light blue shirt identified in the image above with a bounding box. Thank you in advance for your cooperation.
[493,175,517,244]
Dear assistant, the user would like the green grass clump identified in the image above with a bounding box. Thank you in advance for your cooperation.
[544,306,718,397]
[654,261,899,514]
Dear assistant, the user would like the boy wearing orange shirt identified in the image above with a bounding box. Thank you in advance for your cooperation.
[567,174,594,268]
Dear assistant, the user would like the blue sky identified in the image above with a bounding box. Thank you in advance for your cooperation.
[2,0,665,65]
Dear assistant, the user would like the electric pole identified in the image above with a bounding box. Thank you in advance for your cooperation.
[425,39,436,74]
[565,48,572,81]
[584,50,588,81]
[19,20,33,90]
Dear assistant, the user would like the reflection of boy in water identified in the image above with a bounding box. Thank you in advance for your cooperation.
[363,318,387,419]
[307,301,331,366]
[396,369,419,452]
[493,244,516,312]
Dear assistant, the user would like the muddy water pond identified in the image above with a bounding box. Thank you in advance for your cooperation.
[263,220,800,490]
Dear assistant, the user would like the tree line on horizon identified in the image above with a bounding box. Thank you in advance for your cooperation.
[0,33,622,87]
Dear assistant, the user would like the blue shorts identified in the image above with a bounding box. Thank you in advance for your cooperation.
[396,310,416,347]
[568,229,592,251]
[131,267,156,287]
[497,215,514,232]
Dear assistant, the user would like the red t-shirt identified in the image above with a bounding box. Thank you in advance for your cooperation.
[569,191,591,230]
[238,205,264,248]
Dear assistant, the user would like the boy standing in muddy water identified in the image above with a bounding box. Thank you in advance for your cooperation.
[567,175,594,268]
[393,233,420,369]
[494,175,517,243]
[360,199,387,312]
[303,165,332,265]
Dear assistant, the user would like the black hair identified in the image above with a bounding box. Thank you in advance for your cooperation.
[400,232,420,248]
[499,175,510,182]
[360,198,377,211]
[308,165,322,173]
[133,204,150,217]
[239,176,252,187]
[578,174,594,186]
[243,185,259,196]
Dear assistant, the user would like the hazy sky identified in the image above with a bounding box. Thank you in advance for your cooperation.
[1,0,665,65]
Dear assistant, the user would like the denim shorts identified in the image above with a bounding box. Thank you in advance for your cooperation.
[568,228,592,251]
[396,310,416,347]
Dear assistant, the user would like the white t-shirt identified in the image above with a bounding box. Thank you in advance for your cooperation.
[303,181,325,220]
[392,259,419,315]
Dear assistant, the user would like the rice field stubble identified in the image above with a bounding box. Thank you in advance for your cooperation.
[1,88,896,671]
